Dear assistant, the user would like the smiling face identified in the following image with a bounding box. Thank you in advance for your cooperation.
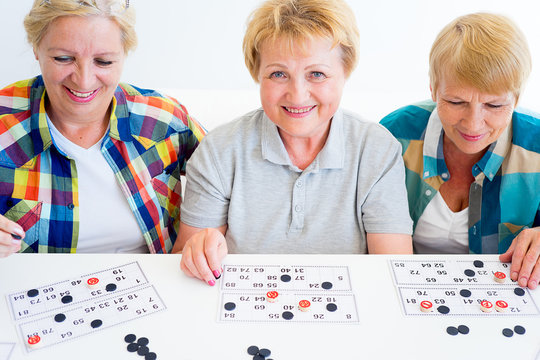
[258,36,346,142]
[432,76,516,156]
[34,15,125,125]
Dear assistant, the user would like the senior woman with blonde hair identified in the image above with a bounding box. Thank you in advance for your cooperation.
[175,0,413,286]
[381,13,540,289]
[0,0,204,256]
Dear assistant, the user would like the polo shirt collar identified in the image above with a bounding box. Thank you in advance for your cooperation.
[261,108,345,171]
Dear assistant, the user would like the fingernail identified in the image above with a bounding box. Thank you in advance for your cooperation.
[519,277,528,287]
[213,270,221,279]
[12,227,24,237]
[511,272,519,280]
[208,279,216,286]
[529,280,538,289]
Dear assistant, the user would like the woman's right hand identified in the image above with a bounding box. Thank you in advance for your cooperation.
[179,227,228,286]
[0,214,24,258]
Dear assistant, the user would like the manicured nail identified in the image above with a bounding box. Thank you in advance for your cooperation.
[208,279,216,286]
[11,234,22,241]
[213,270,221,279]
[511,272,518,281]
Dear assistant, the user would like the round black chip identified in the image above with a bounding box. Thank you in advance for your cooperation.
[145,352,157,360]
[224,302,236,311]
[321,281,333,290]
[514,325,526,335]
[458,325,470,334]
[437,306,450,314]
[137,346,150,356]
[502,328,514,337]
[90,319,102,328]
[280,274,291,282]
[459,289,472,298]
[326,303,338,312]
[259,348,271,357]
[282,311,294,320]
[464,269,475,277]
[105,283,117,292]
[473,260,484,268]
[27,289,39,298]
[127,343,139,352]
[247,346,259,355]
[54,313,66,323]
[61,295,73,304]
[446,326,459,336]
[137,337,149,346]
[124,334,136,343]
[253,355,265,360]
[514,288,525,296]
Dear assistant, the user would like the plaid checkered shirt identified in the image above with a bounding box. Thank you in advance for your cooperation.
[381,100,540,254]
[0,76,205,253]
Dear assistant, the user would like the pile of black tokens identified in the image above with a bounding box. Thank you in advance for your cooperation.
[247,345,273,360]
[125,334,157,359]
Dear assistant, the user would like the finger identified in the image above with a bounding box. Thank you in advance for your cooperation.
[190,230,218,286]
[517,236,540,288]
[204,229,227,280]
[509,232,531,284]
[527,258,540,290]
[499,238,516,264]
[180,246,196,278]
[0,215,25,240]
[180,245,204,281]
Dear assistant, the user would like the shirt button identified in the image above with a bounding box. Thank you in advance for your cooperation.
[296,180,303,187]
[425,190,432,196]
[424,171,429,177]
[67,203,75,210]
[295,205,302,212]
[441,172,449,179]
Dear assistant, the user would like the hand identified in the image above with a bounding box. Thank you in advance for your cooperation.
[499,227,540,289]
[0,214,25,258]
[180,228,228,286]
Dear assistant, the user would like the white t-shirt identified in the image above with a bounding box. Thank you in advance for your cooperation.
[413,191,469,254]
[48,118,147,253]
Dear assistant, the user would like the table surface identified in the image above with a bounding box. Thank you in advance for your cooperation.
[1,253,539,360]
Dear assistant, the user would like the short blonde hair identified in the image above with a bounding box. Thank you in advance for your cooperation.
[429,13,531,101]
[24,0,137,53]
[243,0,360,81]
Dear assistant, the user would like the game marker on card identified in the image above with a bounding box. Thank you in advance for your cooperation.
[298,300,311,312]
[86,277,100,289]
[495,300,508,312]
[420,300,433,313]
[27,335,43,349]
[493,272,506,284]
[266,291,279,303]
[480,300,493,313]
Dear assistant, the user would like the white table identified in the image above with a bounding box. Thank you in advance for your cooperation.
[1,254,539,360]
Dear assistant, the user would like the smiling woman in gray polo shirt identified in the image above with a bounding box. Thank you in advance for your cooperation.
[173,0,413,286]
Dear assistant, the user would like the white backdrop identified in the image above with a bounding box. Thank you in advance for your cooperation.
[1,0,539,128]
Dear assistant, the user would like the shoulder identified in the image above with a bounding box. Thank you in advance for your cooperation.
[511,108,540,153]
[379,100,436,140]
[340,109,401,147]
[200,108,264,149]
[0,76,42,114]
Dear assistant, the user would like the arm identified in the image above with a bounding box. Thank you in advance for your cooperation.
[173,221,228,286]
[499,226,540,289]
[367,233,413,254]
[0,214,24,258]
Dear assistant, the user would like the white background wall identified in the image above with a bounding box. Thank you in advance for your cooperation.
[1,0,539,129]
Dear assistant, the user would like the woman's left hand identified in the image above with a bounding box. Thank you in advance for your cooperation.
[499,226,540,289]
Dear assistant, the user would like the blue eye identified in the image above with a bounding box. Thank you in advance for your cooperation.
[270,71,286,79]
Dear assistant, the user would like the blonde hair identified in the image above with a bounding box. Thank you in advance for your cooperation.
[243,0,359,81]
[429,12,531,101]
[24,0,137,53]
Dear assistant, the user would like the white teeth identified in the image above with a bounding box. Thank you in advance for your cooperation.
[69,89,95,98]
[285,106,314,114]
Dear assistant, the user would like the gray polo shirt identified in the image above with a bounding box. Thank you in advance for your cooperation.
[181,108,412,254]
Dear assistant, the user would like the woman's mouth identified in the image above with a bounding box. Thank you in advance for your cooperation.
[64,86,99,103]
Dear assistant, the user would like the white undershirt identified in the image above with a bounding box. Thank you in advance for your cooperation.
[48,118,148,253]
[413,191,469,254]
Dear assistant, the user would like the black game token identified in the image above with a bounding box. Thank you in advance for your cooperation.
[458,325,470,334]
[514,325,526,335]
[446,326,459,336]
[145,353,157,360]
[253,355,265,360]
[473,260,484,268]
[137,337,149,346]
[282,311,294,320]
[105,283,117,292]
[224,302,236,311]
[137,346,150,356]
[321,281,333,290]
[247,346,259,355]
[280,274,291,282]
[459,289,472,298]
[514,288,525,296]
[61,295,73,304]
[464,269,475,277]
[437,306,450,314]
[54,313,66,323]
[502,328,514,337]
[90,319,102,328]
[124,334,137,343]
[259,348,271,357]
[27,289,39,297]
[326,303,338,312]
[127,343,139,352]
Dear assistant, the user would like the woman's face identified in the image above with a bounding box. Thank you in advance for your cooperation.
[34,15,125,124]
[433,77,516,155]
[258,36,346,141]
